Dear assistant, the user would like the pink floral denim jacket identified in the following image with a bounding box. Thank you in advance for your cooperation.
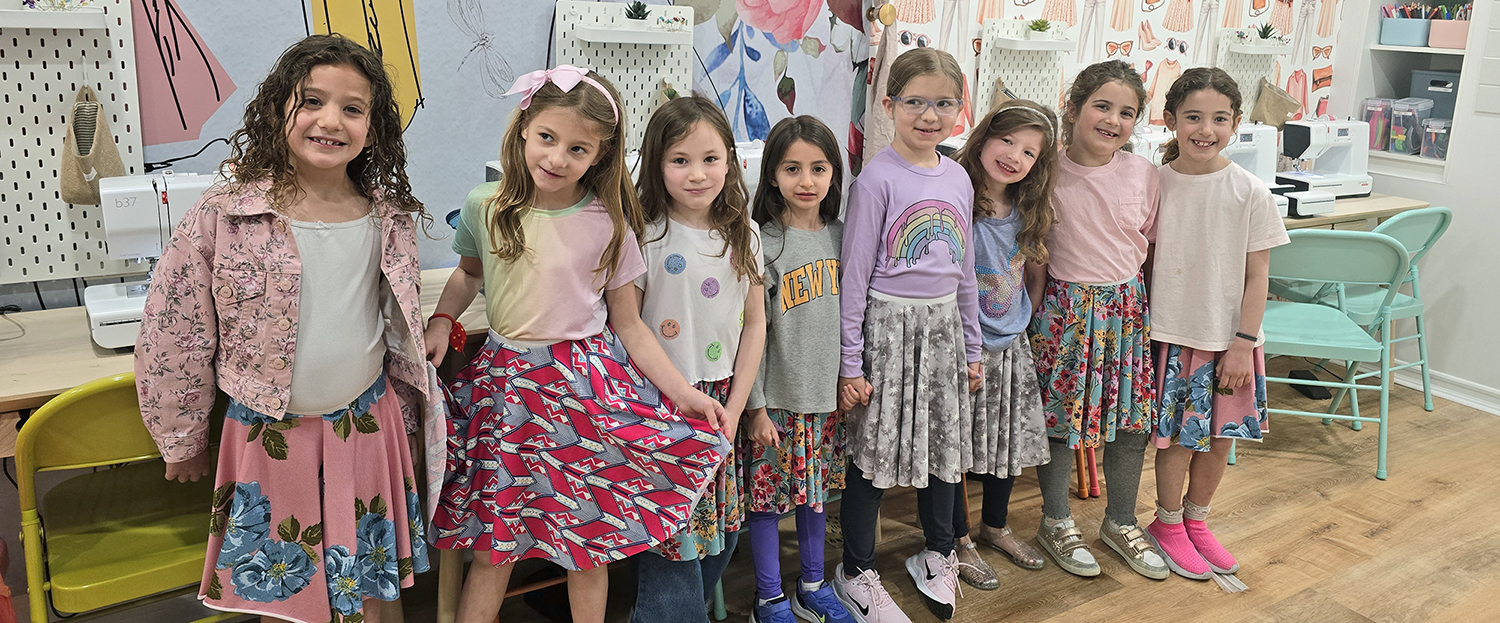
[134,182,434,462]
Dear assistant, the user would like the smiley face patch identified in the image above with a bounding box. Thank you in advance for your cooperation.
[665,253,687,275]
[659,319,680,340]
[705,341,723,362]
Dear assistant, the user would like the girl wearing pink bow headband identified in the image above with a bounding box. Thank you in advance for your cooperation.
[427,65,731,623]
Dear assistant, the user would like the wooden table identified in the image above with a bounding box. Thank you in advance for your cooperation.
[0,268,487,417]
[1284,193,1430,230]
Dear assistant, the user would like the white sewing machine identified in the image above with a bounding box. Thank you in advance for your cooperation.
[1128,125,1176,166]
[1223,123,1293,215]
[1277,120,1373,201]
[87,171,218,348]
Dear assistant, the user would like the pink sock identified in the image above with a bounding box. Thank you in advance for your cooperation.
[1148,507,1211,579]
[1183,518,1238,573]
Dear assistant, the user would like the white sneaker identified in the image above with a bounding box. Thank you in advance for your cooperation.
[904,549,959,620]
[832,563,912,623]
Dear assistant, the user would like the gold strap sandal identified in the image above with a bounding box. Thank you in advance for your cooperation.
[978,525,1046,570]
[955,539,999,590]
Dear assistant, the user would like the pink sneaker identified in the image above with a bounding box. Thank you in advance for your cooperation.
[1184,518,1240,574]
[904,550,959,620]
[1145,520,1212,580]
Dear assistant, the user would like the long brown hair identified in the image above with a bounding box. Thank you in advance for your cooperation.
[221,34,426,224]
[752,115,843,232]
[1160,67,1244,165]
[486,69,639,285]
[1060,60,1148,149]
[637,96,762,286]
[954,100,1058,264]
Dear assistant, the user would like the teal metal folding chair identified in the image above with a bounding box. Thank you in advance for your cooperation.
[1270,207,1452,414]
[1260,230,1410,480]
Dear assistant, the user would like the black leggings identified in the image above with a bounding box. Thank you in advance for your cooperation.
[953,472,1017,538]
[841,462,961,573]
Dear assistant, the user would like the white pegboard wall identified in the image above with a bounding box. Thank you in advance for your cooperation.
[553,1,694,151]
[1214,29,1281,116]
[1,0,144,285]
[975,19,1069,115]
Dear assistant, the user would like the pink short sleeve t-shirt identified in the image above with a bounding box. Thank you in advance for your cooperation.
[1046,150,1161,285]
[1150,161,1290,351]
[453,184,645,343]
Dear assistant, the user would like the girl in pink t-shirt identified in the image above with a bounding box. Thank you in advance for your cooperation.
[1144,68,1287,581]
[1026,60,1168,581]
[424,66,728,623]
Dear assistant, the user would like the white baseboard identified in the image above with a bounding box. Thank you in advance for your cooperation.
[1353,359,1500,416]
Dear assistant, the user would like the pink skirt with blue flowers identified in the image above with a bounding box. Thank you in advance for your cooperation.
[202,374,428,623]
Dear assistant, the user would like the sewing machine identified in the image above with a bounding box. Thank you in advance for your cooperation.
[1128,125,1175,166]
[1277,120,1373,201]
[87,171,218,348]
[1223,123,1293,215]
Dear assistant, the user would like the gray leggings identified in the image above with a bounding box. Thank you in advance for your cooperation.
[1033,432,1149,526]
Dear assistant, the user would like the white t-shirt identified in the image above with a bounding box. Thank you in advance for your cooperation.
[1150,161,1290,352]
[286,215,386,414]
[636,217,764,384]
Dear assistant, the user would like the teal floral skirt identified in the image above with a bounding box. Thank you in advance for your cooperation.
[202,374,430,623]
[1150,342,1269,451]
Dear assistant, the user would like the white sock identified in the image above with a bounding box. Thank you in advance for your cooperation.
[800,579,822,594]
[758,592,784,606]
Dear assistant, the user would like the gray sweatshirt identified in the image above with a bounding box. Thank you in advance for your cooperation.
[747,220,843,414]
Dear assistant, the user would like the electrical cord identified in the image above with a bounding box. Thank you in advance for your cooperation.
[0,304,24,342]
[143,137,229,173]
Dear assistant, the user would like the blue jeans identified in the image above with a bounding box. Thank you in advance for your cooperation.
[631,530,740,623]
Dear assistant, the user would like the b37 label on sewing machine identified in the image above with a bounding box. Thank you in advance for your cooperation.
[114,196,137,209]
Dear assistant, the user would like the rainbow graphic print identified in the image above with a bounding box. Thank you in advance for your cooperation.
[885,200,968,267]
[977,243,1025,320]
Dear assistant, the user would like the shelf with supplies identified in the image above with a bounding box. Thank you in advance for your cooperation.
[1368,149,1447,182]
[573,25,693,46]
[988,36,1076,51]
[1369,44,1467,56]
[0,7,107,30]
[1225,42,1291,55]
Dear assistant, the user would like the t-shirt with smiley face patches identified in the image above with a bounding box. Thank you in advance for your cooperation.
[635,216,764,384]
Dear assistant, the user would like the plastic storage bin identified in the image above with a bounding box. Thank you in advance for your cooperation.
[1361,98,1395,151]
[1379,17,1431,46]
[1411,69,1461,119]
[1421,118,1449,160]
[1388,98,1433,155]
[1428,19,1469,48]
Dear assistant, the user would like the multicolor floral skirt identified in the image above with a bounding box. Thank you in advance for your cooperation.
[430,328,726,571]
[743,408,846,515]
[1028,275,1156,450]
[204,374,429,623]
[1151,342,1270,451]
[653,378,741,561]
[848,291,973,489]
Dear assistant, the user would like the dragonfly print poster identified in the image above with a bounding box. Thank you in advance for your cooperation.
[870,0,1343,129]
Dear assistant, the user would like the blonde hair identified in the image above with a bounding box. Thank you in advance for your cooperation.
[637,96,763,286]
[953,100,1058,264]
[1060,60,1148,148]
[886,47,965,100]
[486,69,640,285]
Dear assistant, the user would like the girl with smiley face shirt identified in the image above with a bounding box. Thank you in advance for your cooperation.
[630,96,766,623]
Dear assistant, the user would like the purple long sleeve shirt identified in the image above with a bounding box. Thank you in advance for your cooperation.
[839,147,982,377]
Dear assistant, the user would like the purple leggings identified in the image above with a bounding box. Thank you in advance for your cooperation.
[747,505,826,600]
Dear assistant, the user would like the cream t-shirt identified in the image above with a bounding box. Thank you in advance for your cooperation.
[286,215,386,414]
[1150,161,1290,352]
[636,217,764,384]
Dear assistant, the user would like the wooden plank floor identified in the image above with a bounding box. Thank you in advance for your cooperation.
[708,358,1500,623]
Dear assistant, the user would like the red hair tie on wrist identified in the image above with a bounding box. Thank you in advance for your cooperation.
[430,313,467,351]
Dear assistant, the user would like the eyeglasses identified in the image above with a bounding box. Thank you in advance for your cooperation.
[895,96,963,118]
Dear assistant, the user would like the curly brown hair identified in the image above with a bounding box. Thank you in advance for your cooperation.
[1060,60,1148,150]
[1160,67,1244,165]
[220,34,425,224]
[485,69,640,286]
[637,96,763,286]
[954,100,1058,264]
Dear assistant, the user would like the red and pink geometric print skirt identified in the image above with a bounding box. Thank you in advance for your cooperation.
[430,326,728,570]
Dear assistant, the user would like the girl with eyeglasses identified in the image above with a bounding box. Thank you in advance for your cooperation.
[833,47,981,623]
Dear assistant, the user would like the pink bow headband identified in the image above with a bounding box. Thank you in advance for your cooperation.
[504,65,619,124]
